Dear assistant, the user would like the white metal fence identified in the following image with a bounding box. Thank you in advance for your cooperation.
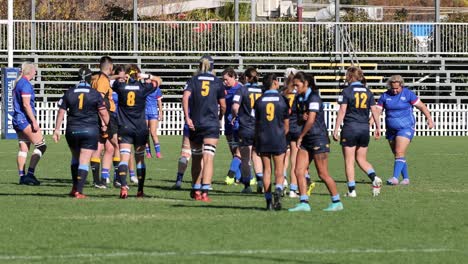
[1,21,468,54]
[1,103,467,137]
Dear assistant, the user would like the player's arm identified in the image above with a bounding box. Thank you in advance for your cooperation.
[218,98,226,121]
[53,108,66,143]
[414,100,434,129]
[297,111,317,149]
[370,105,381,140]
[21,95,39,132]
[333,103,347,142]
[284,118,290,136]
[231,90,242,125]
[182,86,193,130]
[98,106,110,132]
[157,97,163,121]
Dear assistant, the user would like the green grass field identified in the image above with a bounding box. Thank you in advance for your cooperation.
[0,136,467,264]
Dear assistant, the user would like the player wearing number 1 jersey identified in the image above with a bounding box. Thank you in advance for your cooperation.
[232,67,264,193]
[333,67,382,197]
[183,55,226,202]
[112,64,162,199]
[53,67,110,198]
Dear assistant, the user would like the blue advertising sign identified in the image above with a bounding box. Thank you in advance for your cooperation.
[1,67,20,139]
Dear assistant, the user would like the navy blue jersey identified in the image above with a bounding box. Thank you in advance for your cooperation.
[297,88,328,138]
[284,89,302,135]
[184,73,225,128]
[338,82,376,124]
[254,90,289,153]
[378,87,419,130]
[113,79,156,130]
[58,82,106,129]
[233,82,262,131]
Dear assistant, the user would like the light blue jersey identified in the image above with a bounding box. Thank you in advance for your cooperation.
[13,77,36,124]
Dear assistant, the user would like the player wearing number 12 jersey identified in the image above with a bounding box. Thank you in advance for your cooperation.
[333,67,382,197]
[112,64,162,199]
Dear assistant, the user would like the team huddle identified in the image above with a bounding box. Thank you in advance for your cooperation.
[12,56,434,211]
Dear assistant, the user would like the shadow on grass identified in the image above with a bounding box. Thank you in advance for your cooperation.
[172,203,265,211]
[211,254,337,264]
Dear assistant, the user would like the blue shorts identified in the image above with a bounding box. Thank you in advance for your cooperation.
[146,113,159,121]
[13,118,31,132]
[66,128,100,151]
[189,126,220,144]
[386,127,415,141]
[300,136,331,155]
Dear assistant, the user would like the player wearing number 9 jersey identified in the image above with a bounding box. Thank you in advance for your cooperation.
[183,55,226,202]
[333,67,383,197]
[112,64,161,199]
[254,74,289,210]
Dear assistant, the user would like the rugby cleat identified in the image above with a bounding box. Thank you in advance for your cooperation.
[156,152,162,159]
[372,176,383,196]
[273,189,282,211]
[136,191,145,198]
[130,176,139,184]
[307,181,316,196]
[93,182,107,189]
[288,191,298,198]
[400,178,410,185]
[288,203,311,212]
[69,186,77,197]
[146,152,152,159]
[200,192,211,202]
[346,190,357,198]
[224,176,235,185]
[266,200,273,211]
[19,175,41,186]
[73,192,87,199]
[250,177,257,186]
[193,191,202,201]
[119,187,128,199]
[241,186,252,194]
[256,180,264,194]
[323,202,344,212]
[172,181,182,190]
[386,177,399,185]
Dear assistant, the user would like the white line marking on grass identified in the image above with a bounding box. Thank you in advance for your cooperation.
[0,248,460,261]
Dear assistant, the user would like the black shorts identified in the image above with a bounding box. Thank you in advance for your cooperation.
[189,126,220,144]
[99,113,118,143]
[300,135,330,155]
[65,127,99,151]
[238,128,255,147]
[118,126,148,147]
[340,123,370,147]
[287,131,301,143]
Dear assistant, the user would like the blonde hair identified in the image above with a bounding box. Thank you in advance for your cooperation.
[387,75,405,87]
[198,58,213,74]
[345,66,364,83]
[21,62,37,76]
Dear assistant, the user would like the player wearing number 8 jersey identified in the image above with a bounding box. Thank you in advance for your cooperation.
[333,67,382,197]
[183,55,226,202]
[112,64,162,198]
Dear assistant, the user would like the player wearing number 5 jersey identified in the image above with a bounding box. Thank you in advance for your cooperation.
[112,64,162,199]
[53,67,110,198]
[333,67,383,198]
[232,67,264,193]
[183,55,226,202]
[254,74,289,211]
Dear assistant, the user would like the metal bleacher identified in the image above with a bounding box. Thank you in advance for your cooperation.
[1,20,468,103]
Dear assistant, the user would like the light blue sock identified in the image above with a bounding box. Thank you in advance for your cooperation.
[401,162,409,179]
[393,157,406,180]
[192,183,201,190]
[290,184,298,192]
[332,194,341,203]
[300,195,309,202]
